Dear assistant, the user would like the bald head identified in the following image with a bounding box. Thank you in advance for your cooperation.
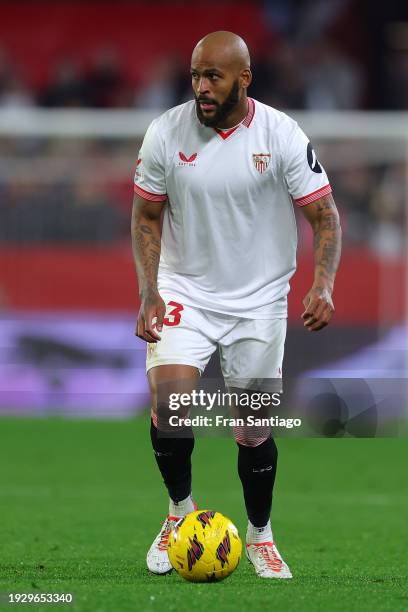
[192,31,251,71]
[191,31,252,129]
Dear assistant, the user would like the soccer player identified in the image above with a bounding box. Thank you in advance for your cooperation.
[131,31,341,579]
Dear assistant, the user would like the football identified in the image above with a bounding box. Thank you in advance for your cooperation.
[167,510,242,582]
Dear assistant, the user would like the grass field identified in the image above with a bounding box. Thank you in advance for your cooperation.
[1,416,407,611]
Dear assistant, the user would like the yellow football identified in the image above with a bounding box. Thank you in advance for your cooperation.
[167,510,242,582]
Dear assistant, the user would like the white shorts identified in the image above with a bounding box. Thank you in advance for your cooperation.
[146,297,287,389]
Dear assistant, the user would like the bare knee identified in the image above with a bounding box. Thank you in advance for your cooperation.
[148,364,200,421]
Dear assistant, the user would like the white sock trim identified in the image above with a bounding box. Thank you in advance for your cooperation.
[246,519,273,543]
[169,494,195,518]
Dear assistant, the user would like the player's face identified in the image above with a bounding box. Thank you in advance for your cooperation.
[191,65,241,128]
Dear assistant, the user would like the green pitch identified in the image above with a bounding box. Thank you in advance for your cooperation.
[0,416,407,612]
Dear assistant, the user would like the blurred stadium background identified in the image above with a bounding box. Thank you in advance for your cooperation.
[0,0,406,418]
[1,3,408,610]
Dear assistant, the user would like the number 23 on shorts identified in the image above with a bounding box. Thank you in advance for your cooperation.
[163,301,184,327]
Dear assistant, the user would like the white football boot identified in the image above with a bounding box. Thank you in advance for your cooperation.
[146,514,179,574]
[146,499,197,574]
[246,541,293,579]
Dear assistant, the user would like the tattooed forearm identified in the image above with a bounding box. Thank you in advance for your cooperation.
[131,200,163,296]
[313,231,322,252]
[320,241,339,276]
[321,212,339,231]
[308,194,342,291]
[134,227,161,294]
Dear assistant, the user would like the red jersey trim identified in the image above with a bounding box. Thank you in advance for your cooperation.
[293,184,332,207]
[242,98,255,127]
[214,98,256,140]
[214,125,240,140]
[134,183,167,202]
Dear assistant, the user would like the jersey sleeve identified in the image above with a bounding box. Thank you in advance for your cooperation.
[134,119,167,202]
[283,121,332,207]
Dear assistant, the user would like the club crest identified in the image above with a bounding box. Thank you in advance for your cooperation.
[252,153,271,174]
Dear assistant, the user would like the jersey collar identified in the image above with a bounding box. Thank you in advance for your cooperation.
[195,98,256,139]
[214,98,255,140]
[242,97,255,128]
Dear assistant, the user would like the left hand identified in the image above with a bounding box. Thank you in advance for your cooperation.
[302,286,334,331]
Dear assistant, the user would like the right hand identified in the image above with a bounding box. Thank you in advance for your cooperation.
[136,289,166,343]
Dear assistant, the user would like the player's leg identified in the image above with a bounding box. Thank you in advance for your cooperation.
[235,428,292,578]
[146,364,200,574]
[144,300,216,574]
[150,364,199,512]
[220,318,292,579]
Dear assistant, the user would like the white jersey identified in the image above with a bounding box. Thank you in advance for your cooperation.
[134,98,331,318]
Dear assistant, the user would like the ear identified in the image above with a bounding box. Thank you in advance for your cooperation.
[240,69,252,89]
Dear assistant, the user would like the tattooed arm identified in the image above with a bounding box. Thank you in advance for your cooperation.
[131,194,166,342]
[299,193,342,331]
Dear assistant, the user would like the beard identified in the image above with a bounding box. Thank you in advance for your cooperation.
[195,80,240,128]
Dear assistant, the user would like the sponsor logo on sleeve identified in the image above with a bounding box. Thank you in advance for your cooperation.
[135,157,144,182]
[307,142,322,173]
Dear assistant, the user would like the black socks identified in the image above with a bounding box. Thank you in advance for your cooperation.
[237,437,278,527]
[150,418,278,525]
[150,419,195,502]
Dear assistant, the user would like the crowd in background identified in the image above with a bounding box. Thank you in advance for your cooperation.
[0,41,367,111]
[0,33,407,112]
[0,0,407,111]
[0,0,406,257]
[0,135,405,259]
